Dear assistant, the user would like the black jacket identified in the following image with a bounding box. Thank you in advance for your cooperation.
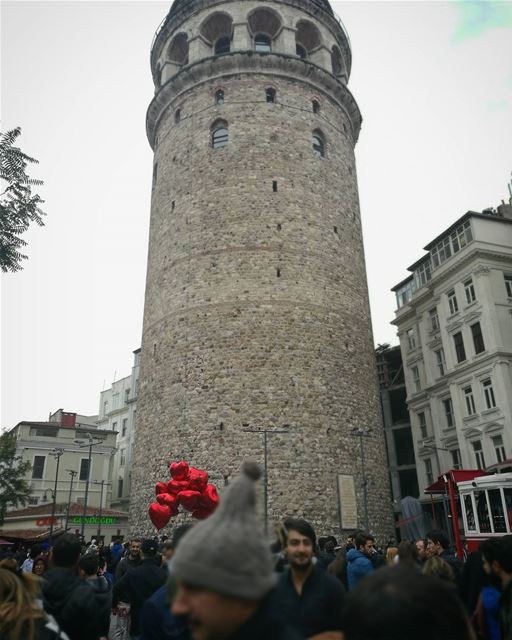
[229,592,304,640]
[113,557,168,635]
[84,576,112,637]
[42,568,102,640]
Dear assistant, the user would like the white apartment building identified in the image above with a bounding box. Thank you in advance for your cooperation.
[97,349,140,510]
[392,202,512,497]
[10,409,117,509]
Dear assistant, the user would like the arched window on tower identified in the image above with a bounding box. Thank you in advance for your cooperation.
[312,100,320,114]
[265,87,276,103]
[295,20,322,60]
[211,120,229,149]
[312,130,325,158]
[215,89,224,105]
[215,36,231,55]
[255,34,272,52]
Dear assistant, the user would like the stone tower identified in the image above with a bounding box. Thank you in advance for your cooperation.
[131,0,394,538]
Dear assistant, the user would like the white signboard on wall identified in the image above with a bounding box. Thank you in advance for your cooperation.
[338,474,358,530]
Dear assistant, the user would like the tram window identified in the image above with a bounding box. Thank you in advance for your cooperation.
[489,489,507,533]
[475,490,492,533]
[464,494,476,531]
[504,488,512,531]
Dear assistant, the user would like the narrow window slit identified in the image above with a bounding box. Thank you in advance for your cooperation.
[272,181,277,192]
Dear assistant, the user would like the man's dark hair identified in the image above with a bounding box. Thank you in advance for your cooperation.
[283,518,316,548]
[29,544,43,559]
[171,524,193,550]
[79,553,99,576]
[481,537,512,574]
[130,538,141,545]
[341,567,473,640]
[51,534,81,568]
[426,529,449,551]
[355,532,374,549]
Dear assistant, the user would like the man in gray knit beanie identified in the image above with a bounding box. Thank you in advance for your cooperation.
[171,461,303,640]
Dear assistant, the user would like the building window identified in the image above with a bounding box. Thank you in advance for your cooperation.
[463,386,476,416]
[215,36,230,55]
[482,378,496,409]
[112,393,120,409]
[447,290,459,315]
[265,87,276,103]
[118,478,124,497]
[413,260,432,289]
[215,89,224,105]
[122,418,128,437]
[435,348,446,377]
[32,456,45,479]
[174,108,181,124]
[79,459,90,482]
[296,43,307,58]
[120,449,126,467]
[112,421,117,433]
[492,435,506,463]
[312,100,320,114]
[453,331,466,363]
[255,34,271,52]
[406,327,416,351]
[464,278,476,304]
[430,220,473,269]
[418,412,427,439]
[124,389,130,403]
[424,458,434,485]
[471,322,485,354]
[472,441,486,470]
[429,307,440,332]
[451,449,462,470]
[443,397,454,428]
[28,496,39,505]
[103,400,108,416]
[411,366,421,392]
[505,274,512,298]
[211,120,228,149]
[312,131,325,158]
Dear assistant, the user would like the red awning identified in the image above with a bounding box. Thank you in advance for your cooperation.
[424,469,488,494]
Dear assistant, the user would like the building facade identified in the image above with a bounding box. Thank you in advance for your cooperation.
[97,349,140,510]
[392,203,512,497]
[132,0,394,537]
[376,345,419,514]
[9,410,118,512]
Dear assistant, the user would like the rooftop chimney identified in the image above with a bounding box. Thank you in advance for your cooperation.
[60,412,77,427]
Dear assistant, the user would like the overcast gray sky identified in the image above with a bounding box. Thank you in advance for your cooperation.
[1,1,511,429]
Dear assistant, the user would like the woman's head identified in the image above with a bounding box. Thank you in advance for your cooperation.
[385,546,398,566]
[32,555,48,576]
[0,560,44,640]
[398,540,419,567]
[422,556,455,582]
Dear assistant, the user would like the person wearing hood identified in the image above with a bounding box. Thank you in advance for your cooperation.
[171,462,303,640]
[42,533,102,640]
[78,553,112,639]
[346,533,374,591]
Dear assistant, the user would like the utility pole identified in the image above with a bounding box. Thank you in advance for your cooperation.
[242,425,289,533]
[49,448,64,544]
[350,427,372,531]
[92,479,109,540]
[74,435,104,539]
[65,469,77,531]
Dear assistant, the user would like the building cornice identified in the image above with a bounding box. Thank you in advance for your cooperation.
[146,51,361,148]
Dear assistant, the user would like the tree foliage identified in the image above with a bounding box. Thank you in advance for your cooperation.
[0,431,32,526]
[0,127,46,273]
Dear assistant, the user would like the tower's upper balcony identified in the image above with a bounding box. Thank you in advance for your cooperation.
[150,0,352,92]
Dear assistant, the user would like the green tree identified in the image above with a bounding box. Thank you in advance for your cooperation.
[0,431,32,526]
[0,127,45,273]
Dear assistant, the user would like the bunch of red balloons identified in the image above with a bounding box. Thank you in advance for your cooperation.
[148,461,219,529]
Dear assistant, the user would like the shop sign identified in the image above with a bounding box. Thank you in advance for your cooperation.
[71,516,118,526]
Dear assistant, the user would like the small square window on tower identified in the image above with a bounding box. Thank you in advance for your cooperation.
[266,88,276,103]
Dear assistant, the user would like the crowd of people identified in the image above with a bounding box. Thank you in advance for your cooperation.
[1,462,512,640]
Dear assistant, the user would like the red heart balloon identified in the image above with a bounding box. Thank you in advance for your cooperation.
[200,484,220,510]
[192,506,213,520]
[188,467,208,492]
[155,482,168,496]
[169,461,189,480]
[178,489,202,511]
[168,479,191,495]
[156,492,178,509]
[148,502,172,530]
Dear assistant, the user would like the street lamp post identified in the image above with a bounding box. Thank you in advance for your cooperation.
[74,435,104,539]
[65,469,77,531]
[350,427,372,531]
[92,479,108,540]
[49,448,64,544]
[242,425,290,534]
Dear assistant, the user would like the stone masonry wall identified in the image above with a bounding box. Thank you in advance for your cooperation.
[131,1,394,541]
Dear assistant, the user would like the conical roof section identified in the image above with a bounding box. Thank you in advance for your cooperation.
[168,0,334,17]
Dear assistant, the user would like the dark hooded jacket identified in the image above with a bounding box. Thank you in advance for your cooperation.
[229,591,304,640]
[84,575,112,637]
[42,567,102,640]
